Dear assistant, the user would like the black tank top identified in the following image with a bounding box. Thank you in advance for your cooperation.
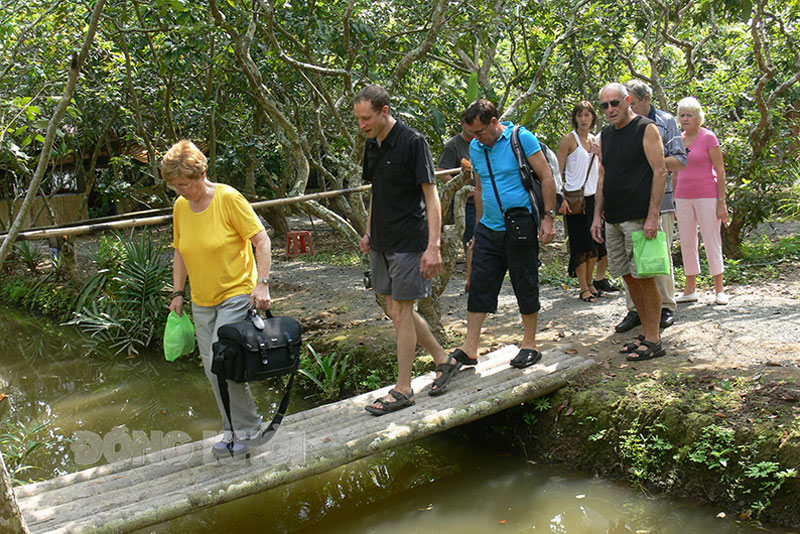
[601,115,654,224]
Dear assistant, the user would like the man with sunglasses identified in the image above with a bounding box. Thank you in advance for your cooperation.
[610,80,689,333]
[591,83,669,361]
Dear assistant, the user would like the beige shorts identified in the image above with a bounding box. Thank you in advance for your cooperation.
[605,219,656,279]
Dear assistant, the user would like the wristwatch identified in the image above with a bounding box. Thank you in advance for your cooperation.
[257,277,270,284]
[545,209,556,218]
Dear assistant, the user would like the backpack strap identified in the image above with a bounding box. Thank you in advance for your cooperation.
[510,125,542,227]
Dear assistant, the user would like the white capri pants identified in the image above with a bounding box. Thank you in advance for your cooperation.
[675,197,725,277]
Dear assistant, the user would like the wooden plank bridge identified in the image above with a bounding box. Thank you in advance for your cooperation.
[15,345,595,534]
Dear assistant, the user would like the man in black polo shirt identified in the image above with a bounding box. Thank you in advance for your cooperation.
[354,85,457,414]
[591,82,669,361]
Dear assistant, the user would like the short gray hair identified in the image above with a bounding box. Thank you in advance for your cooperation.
[599,83,628,101]
[677,96,705,126]
[625,80,651,100]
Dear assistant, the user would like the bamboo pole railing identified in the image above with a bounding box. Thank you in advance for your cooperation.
[2,167,463,243]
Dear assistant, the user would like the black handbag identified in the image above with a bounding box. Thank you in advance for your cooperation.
[211,306,302,456]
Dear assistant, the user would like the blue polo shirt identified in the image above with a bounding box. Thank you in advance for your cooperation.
[470,122,541,232]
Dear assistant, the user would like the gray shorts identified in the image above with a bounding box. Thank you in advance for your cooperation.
[605,219,655,279]
[370,249,432,301]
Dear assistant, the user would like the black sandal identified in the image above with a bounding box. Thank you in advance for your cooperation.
[365,389,415,416]
[449,348,479,366]
[619,334,645,354]
[429,361,462,396]
[579,290,598,303]
[510,348,542,369]
[626,340,666,361]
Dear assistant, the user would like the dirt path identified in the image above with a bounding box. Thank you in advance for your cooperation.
[270,218,800,379]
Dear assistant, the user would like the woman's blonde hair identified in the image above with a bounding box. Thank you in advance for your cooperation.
[677,97,705,126]
[161,140,207,182]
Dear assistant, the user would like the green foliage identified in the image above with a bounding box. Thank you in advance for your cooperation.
[11,241,44,273]
[65,231,171,356]
[619,419,674,482]
[0,419,55,485]
[298,343,351,400]
[687,424,735,470]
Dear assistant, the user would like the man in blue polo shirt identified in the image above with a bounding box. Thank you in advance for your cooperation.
[446,99,557,369]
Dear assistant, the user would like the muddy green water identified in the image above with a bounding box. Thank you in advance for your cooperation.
[0,307,789,533]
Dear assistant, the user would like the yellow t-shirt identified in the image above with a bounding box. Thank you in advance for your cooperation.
[173,183,264,307]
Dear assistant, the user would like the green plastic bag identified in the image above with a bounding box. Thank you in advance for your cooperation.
[163,310,196,361]
[632,230,670,277]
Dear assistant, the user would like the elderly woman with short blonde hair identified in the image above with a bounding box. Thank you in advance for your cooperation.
[673,98,729,305]
[163,140,272,457]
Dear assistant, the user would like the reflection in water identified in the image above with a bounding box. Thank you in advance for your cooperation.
[2,307,786,534]
[0,306,284,479]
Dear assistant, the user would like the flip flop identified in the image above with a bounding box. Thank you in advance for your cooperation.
[365,388,415,416]
[449,348,479,366]
[429,361,462,396]
[510,348,542,369]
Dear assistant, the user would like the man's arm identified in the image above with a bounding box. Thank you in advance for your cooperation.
[527,150,556,244]
[643,123,668,239]
[420,182,442,278]
[591,159,606,244]
[662,115,688,172]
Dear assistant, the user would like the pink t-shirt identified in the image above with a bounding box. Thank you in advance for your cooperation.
[675,127,720,199]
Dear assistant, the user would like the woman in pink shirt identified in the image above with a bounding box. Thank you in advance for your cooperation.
[674,97,729,305]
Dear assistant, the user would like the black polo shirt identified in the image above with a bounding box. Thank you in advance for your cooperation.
[362,120,436,252]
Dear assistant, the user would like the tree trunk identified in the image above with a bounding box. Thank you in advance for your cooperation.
[0,0,106,271]
[0,451,30,534]
[722,218,744,259]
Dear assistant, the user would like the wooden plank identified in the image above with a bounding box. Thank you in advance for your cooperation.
[17,346,595,534]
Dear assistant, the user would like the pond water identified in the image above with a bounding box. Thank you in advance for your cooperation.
[0,307,788,533]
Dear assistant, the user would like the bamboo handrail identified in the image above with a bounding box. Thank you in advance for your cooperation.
[2,167,464,242]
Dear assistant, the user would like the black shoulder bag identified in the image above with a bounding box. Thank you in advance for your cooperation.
[211,307,302,456]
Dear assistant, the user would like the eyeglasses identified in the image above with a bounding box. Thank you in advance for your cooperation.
[600,99,621,110]
[471,119,494,136]
[167,181,192,192]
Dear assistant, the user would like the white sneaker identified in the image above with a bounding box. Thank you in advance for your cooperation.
[715,292,729,305]
[675,292,698,303]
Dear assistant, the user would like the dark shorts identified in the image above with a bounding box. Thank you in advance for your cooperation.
[467,222,541,315]
[370,249,432,301]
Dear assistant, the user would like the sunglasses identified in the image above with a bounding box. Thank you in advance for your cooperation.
[600,99,622,110]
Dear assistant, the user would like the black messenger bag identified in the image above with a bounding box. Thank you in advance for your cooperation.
[211,307,302,455]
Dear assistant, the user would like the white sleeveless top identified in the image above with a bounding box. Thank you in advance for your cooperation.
[564,130,599,196]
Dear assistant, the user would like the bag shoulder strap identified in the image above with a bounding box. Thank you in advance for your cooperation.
[216,371,295,456]
[579,153,596,192]
[482,149,505,214]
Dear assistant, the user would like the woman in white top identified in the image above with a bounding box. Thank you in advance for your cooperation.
[556,101,608,302]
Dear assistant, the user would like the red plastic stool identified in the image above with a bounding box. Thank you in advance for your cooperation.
[286,230,314,257]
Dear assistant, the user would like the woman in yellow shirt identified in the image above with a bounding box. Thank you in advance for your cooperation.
[162,140,272,457]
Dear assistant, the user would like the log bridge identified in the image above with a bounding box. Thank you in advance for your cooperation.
[16,346,595,534]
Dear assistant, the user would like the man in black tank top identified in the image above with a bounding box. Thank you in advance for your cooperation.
[590,83,669,362]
